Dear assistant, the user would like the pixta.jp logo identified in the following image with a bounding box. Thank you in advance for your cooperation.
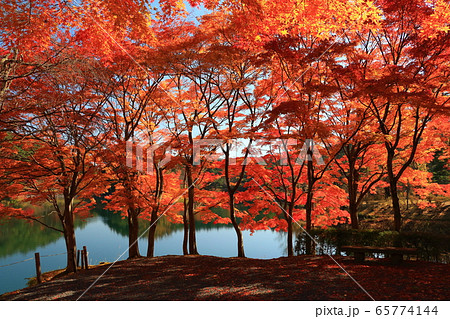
[126,138,324,174]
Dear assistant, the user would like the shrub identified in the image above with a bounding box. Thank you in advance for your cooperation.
[294,228,450,263]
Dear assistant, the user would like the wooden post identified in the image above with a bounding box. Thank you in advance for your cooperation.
[80,250,85,269]
[76,250,81,268]
[34,252,42,284]
[83,246,89,270]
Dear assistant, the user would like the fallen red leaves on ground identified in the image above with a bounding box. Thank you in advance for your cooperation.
[1,255,449,301]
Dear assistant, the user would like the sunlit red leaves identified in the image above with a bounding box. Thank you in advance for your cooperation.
[0,0,72,53]
[420,0,450,37]
[214,0,381,50]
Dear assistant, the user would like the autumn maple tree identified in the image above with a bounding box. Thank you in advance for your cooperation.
[0,54,109,272]
[348,0,450,231]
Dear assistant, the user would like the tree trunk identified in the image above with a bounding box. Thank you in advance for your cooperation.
[229,193,245,257]
[406,182,410,211]
[146,209,158,257]
[305,189,313,255]
[63,228,77,273]
[390,180,402,232]
[62,199,77,273]
[186,165,198,255]
[286,200,295,257]
[348,177,359,230]
[305,152,315,255]
[182,196,189,255]
[147,165,164,258]
[387,151,402,232]
[348,161,360,229]
[348,203,359,230]
[127,208,141,259]
[287,217,293,257]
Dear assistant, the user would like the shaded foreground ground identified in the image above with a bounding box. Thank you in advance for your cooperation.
[1,255,449,301]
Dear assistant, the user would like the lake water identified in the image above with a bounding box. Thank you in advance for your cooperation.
[0,209,287,295]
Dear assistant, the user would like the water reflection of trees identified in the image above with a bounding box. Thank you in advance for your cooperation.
[95,208,231,240]
[1,204,272,259]
[0,203,89,258]
[0,202,236,259]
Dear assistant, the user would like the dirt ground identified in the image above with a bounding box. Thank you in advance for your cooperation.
[1,255,449,301]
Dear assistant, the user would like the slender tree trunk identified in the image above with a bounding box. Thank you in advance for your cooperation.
[182,196,189,255]
[390,180,402,232]
[387,151,402,231]
[349,190,360,230]
[406,182,410,211]
[229,193,245,257]
[127,208,141,259]
[147,167,163,257]
[286,198,295,256]
[287,216,293,257]
[305,151,315,255]
[348,180,359,230]
[347,160,360,229]
[186,165,198,255]
[305,189,313,255]
[223,146,246,258]
[146,209,158,257]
